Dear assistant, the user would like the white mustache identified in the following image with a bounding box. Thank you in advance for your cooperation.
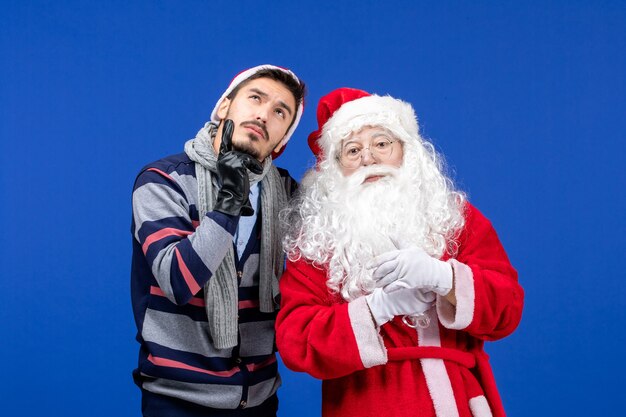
[345,165,401,187]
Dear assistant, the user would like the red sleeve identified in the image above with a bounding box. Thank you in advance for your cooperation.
[276,259,387,380]
[438,203,524,341]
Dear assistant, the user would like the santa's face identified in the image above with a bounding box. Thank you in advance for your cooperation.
[214,77,296,161]
[337,126,404,179]
[284,117,466,302]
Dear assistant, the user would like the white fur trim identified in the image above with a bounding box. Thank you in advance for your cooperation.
[418,308,460,417]
[319,94,419,155]
[469,395,493,417]
[437,260,475,330]
[348,296,388,368]
[209,64,303,149]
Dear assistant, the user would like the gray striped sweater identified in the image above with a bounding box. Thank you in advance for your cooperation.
[130,152,297,410]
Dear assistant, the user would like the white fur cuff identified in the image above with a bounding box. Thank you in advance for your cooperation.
[348,296,388,368]
[437,259,475,330]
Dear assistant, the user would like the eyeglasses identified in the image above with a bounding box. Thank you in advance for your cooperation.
[337,137,397,169]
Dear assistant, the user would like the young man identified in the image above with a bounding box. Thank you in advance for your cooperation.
[276,88,524,417]
[131,65,306,416]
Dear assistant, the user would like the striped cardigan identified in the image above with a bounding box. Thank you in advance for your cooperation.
[130,152,296,410]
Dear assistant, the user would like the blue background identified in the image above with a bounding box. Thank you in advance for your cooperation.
[2,1,625,415]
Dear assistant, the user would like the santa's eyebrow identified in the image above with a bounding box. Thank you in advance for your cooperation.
[369,130,394,139]
[343,131,393,146]
[249,88,293,116]
[341,138,362,147]
[371,133,390,140]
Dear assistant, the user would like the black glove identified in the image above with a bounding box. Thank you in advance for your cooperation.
[213,119,263,217]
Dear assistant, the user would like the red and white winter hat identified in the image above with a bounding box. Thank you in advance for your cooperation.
[210,64,304,158]
[307,87,419,163]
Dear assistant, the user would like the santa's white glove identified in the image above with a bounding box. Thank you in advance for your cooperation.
[368,246,453,296]
[365,287,436,327]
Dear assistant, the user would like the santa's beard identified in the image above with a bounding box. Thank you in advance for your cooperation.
[325,166,420,298]
[283,141,466,301]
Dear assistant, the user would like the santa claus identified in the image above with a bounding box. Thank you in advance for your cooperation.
[276,88,524,417]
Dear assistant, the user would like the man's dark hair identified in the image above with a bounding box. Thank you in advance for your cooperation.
[227,68,306,127]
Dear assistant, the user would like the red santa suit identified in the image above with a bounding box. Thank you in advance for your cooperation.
[276,203,524,417]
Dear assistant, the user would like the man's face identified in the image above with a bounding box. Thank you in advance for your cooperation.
[215,77,297,161]
[337,126,404,180]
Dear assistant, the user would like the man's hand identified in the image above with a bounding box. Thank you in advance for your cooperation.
[367,244,453,296]
[213,119,263,217]
[365,287,435,327]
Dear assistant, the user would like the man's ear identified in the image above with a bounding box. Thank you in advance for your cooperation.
[273,141,285,154]
[216,97,231,120]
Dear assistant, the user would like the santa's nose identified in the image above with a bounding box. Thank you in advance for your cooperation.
[360,148,377,166]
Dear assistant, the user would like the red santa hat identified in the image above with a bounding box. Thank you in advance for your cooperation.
[308,87,420,163]
[210,64,304,158]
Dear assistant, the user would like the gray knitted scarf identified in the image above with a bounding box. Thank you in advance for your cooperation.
[184,122,287,349]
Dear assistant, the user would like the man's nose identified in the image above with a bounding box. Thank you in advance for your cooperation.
[255,105,270,124]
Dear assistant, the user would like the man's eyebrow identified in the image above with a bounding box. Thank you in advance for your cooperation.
[248,87,293,117]
[276,100,293,117]
[248,87,269,99]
